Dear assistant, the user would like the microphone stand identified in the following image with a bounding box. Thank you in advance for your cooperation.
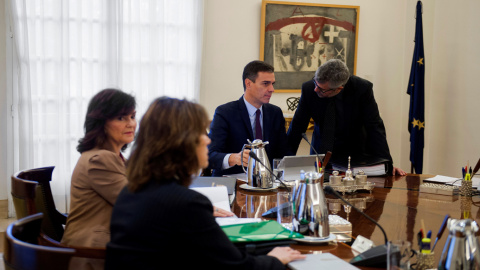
[324,186,388,244]
[324,185,391,268]
[248,152,290,191]
[301,133,323,173]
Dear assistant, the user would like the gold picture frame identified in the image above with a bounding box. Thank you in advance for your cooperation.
[260,0,359,92]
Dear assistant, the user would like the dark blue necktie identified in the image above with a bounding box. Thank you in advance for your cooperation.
[255,109,262,140]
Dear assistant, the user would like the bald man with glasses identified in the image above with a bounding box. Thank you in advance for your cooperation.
[287,59,406,176]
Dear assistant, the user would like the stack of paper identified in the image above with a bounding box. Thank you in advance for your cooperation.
[288,253,360,270]
[332,163,386,176]
[424,175,479,189]
[191,185,261,226]
[190,186,231,212]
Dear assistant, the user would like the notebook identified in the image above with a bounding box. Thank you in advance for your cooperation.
[282,155,324,181]
[288,253,360,270]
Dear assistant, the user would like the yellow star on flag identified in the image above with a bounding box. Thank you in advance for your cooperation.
[417,121,425,130]
[417,58,424,65]
[411,118,419,128]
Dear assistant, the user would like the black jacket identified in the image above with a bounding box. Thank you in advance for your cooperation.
[106,180,284,269]
[208,96,291,176]
[287,76,393,169]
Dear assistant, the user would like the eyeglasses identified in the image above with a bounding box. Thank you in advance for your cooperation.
[312,78,338,94]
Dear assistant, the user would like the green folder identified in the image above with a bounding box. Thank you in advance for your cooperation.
[221,220,304,243]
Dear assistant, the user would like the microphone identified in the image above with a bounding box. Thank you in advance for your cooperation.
[248,151,289,191]
[324,185,391,268]
[301,133,323,173]
[249,151,293,219]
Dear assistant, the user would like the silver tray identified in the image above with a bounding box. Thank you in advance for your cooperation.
[239,183,279,192]
[324,181,375,194]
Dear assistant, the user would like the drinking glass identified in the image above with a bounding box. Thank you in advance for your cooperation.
[387,240,411,270]
[272,158,284,180]
[277,191,293,231]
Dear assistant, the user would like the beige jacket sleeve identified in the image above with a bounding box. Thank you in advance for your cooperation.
[88,151,128,205]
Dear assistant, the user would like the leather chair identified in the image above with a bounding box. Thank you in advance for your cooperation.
[3,213,75,270]
[12,166,66,241]
[10,167,106,260]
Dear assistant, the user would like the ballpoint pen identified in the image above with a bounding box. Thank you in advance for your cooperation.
[322,151,332,172]
[432,214,450,251]
[471,157,480,179]
[417,230,423,250]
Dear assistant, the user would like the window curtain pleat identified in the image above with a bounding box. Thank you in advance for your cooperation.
[7,0,204,215]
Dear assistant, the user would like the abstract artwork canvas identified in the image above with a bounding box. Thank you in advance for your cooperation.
[261,1,359,92]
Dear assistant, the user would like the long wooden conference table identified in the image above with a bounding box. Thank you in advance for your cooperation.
[229,174,480,268]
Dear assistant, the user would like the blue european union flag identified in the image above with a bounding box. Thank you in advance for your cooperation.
[407,1,425,174]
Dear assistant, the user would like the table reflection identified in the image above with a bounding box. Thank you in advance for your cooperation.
[229,175,480,266]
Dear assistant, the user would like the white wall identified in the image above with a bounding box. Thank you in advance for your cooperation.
[1,0,479,204]
[201,0,410,173]
[200,0,480,177]
[426,0,480,177]
[1,0,8,201]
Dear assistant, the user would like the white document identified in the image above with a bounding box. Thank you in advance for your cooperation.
[216,217,261,227]
[424,175,479,189]
[190,186,231,212]
[332,163,386,176]
[453,176,480,188]
[288,253,360,270]
[424,175,462,185]
[474,176,480,188]
[191,183,263,226]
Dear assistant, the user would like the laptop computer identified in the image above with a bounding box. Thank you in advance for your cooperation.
[282,154,324,181]
[190,176,237,195]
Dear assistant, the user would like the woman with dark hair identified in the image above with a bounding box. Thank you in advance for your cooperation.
[62,88,136,251]
[105,97,305,269]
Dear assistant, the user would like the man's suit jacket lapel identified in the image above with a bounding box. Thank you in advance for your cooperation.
[238,96,254,140]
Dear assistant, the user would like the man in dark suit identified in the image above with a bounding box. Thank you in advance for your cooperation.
[208,60,290,176]
[287,59,406,175]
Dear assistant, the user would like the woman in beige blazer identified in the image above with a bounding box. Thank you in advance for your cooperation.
[62,88,136,250]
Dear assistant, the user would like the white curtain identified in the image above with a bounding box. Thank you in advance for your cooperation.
[7,0,204,215]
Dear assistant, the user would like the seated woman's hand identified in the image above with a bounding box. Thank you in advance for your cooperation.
[213,206,235,217]
[267,246,306,264]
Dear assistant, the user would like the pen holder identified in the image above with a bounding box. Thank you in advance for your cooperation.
[460,180,473,197]
[416,252,435,270]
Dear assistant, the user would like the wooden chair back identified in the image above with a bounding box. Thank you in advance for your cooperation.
[11,166,107,261]
[3,213,75,270]
[10,175,37,220]
[13,166,66,241]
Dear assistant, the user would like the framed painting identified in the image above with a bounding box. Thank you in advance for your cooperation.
[260,1,359,92]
